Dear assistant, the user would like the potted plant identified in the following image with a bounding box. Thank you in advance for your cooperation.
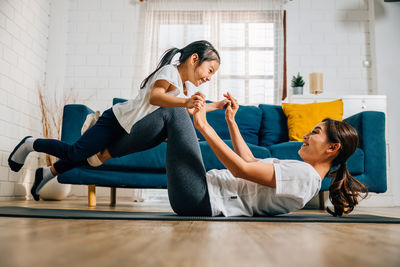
[291,72,305,95]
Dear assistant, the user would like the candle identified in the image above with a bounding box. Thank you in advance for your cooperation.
[309,73,323,95]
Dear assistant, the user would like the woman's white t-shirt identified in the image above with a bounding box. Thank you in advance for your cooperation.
[205,158,322,217]
[112,64,188,133]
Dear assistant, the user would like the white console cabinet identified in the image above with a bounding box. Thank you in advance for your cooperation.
[287,95,387,119]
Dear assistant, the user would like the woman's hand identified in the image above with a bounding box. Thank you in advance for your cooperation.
[185,92,205,109]
[193,102,209,131]
[215,98,230,110]
[223,92,239,122]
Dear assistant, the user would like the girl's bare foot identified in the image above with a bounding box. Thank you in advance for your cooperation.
[87,148,112,167]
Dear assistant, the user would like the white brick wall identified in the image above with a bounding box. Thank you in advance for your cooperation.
[286,0,372,96]
[0,0,51,200]
[65,0,141,111]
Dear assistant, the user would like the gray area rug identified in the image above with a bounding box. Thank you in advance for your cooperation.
[1,206,400,223]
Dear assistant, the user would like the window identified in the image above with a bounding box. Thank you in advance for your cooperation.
[153,11,283,104]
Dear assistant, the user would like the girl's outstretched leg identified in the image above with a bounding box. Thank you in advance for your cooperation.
[8,108,124,175]
[34,108,124,171]
[8,108,124,201]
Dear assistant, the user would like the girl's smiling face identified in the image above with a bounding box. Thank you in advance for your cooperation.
[298,122,340,165]
[186,53,220,86]
[193,59,220,86]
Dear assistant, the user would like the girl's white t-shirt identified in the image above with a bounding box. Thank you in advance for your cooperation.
[113,64,188,133]
[205,158,322,217]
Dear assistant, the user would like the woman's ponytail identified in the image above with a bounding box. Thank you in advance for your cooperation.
[140,47,181,89]
[323,118,368,217]
[327,162,368,217]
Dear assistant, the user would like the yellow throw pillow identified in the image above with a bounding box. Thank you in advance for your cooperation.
[282,99,343,142]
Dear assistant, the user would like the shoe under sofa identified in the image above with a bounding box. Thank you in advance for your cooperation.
[58,98,387,209]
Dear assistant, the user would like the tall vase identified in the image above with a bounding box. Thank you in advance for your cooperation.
[38,178,71,201]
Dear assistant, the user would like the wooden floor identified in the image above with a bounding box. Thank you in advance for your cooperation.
[1,199,400,267]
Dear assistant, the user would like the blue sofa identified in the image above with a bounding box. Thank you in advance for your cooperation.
[58,98,387,207]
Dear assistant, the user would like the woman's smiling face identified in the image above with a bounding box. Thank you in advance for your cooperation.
[298,122,335,164]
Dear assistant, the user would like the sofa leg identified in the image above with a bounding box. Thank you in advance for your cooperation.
[88,185,96,207]
[319,191,325,210]
[110,187,116,206]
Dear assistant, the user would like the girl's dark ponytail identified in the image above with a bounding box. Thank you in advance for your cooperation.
[140,40,220,89]
[323,118,368,217]
[140,47,181,89]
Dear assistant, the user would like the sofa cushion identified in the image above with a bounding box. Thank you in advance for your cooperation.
[113,98,128,105]
[268,142,364,175]
[59,168,167,188]
[96,142,168,172]
[94,140,271,172]
[194,104,262,145]
[200,140,271,170]
[258,104,289,147]
[268,142,303,161]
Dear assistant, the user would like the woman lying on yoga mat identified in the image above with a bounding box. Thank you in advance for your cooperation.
[48,92,367,217]
[191,93,367,217]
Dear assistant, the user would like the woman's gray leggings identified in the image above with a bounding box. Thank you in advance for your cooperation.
[108,107,212,216]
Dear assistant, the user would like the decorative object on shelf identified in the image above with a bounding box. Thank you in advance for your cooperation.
[37,84,77,201]
[287,95,387,119]
[309,72,323,95]
[291,72,305,95]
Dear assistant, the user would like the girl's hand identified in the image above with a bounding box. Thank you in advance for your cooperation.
[193,103,208,131]
[185,92,205,109]
[223,92,239,122]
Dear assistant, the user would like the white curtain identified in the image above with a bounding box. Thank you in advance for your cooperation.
[138,0,286,104]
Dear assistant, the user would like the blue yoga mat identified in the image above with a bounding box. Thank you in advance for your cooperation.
[1,206,400,223]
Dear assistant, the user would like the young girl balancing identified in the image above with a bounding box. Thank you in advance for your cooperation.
[8,40,226,201]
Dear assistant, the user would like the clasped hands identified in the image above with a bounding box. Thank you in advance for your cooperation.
[192,92,239,132]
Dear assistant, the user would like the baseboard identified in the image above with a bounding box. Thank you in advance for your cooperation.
[318,192,395,208]
[139,190,396,207]
[355,192,395,207]
[141,189,169,203]
[0,196,27,201]
[304,191,396,209]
